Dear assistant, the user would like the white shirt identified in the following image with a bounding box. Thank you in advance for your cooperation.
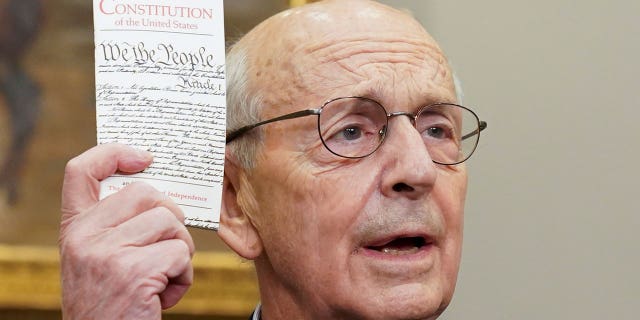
[251,303,262,320]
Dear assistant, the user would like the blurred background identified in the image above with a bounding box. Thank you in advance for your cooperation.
[1,0,638,319]
[0,0,289,250]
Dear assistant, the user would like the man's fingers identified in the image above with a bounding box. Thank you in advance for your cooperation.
[107,206,194,256]
[81,181,185,229]
[160,263,194,309]
[61,143,153,217]
[131,239,194,310]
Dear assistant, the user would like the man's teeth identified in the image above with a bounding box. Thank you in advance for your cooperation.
[381,246,421,255]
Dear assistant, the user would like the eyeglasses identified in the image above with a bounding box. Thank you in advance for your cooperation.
[226,96,487,165]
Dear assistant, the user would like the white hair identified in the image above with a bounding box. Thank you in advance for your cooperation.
[225,42,265,169]
[452,68,465,104]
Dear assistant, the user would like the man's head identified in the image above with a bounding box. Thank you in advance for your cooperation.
[219,0,473,319]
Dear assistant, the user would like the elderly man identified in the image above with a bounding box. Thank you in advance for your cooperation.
[59,0,485,319]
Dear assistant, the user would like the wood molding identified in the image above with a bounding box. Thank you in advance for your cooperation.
[289,0,319,7]
[0,244,259,316]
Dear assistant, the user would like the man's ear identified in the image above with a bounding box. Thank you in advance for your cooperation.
[218,153,263,260]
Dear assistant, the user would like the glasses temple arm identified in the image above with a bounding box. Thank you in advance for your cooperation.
[461,121,487,141]
[226,109,321,143]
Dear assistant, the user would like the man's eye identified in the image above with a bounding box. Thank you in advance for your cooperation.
[341,127,362,140]
[427,126,447,139]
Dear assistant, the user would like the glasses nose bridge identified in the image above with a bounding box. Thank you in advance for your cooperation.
[387,111,417,127]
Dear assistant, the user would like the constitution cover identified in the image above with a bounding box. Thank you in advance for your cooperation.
[93,0,226,230]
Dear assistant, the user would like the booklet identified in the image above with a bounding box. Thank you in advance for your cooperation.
[93,0,226,230]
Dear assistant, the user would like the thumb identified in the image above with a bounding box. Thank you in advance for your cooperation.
[61,143,153,219]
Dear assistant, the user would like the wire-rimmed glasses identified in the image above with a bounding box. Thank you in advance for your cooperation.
[226,96,487,165]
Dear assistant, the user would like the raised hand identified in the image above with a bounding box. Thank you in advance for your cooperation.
[59,143,195,319]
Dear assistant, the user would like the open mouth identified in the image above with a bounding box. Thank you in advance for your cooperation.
[365,236,431,255]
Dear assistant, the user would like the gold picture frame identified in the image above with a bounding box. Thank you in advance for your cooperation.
[0,244,258,317]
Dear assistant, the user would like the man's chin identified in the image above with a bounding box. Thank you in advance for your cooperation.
[383,287,447,320]
[336,283,449,320]
[338,249,453,319]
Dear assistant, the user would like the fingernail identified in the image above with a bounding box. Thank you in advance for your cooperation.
[135,148,153,161]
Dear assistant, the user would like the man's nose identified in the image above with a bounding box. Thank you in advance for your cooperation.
[377,115,437,200]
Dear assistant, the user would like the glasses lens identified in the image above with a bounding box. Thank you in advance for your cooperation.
[318,97,388,158]
[415,103,481,165]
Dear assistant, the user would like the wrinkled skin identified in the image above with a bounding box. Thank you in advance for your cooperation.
[59,1,467,319]
[59,144,194,319]
[220,1,467,319]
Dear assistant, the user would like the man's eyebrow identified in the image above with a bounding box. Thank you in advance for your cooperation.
[353,84,457,110]
[352,83,386,102]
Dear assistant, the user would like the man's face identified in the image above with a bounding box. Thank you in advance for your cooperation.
[240,4,467,320]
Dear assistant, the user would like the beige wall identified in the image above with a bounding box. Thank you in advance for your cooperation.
[378,1,639,319]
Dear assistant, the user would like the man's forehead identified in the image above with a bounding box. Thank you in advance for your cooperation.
[285,41,453,111]
[243,0,453,113]
[268,1,433,47]
[244,0,436,59]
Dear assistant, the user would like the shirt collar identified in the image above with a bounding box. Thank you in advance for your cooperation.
[251,303,262,320]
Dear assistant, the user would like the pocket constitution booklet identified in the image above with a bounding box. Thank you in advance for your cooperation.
[93,0,226,230]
